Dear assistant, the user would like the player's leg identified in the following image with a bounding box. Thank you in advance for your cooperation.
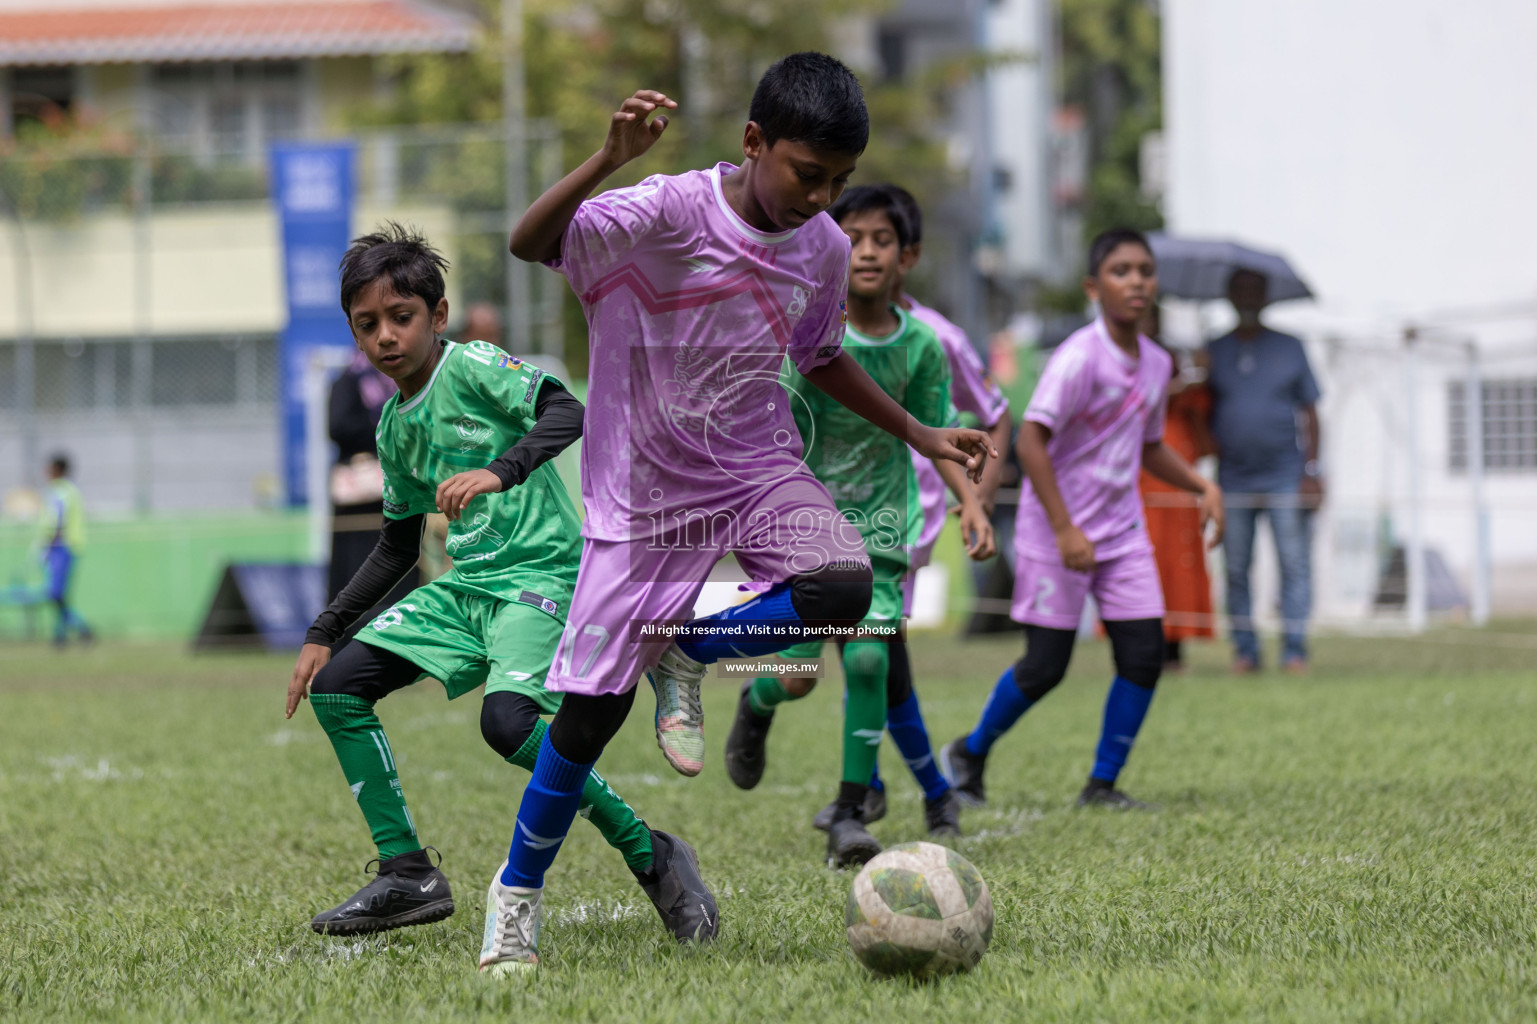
[481,687,638,974]
[879,638,962,837]
[1223,503,1262,670]
[480,599,715,944]
[306,638,453,934]
[942,555,1087,806]
[1078,547,1167,809]
[650,560,872,776]
[481,538,720,973]
[648,476,875,777]
[724,641,821,790]
[821,629,888,868]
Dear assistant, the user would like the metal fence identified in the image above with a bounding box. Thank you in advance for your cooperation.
[0,121,561,514]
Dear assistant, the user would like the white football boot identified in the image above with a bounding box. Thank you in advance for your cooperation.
[478,864,542,975]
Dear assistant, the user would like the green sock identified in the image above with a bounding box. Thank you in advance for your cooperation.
[841,641,890,785]
[748,676,792,716]
[507,719,654,874]
[310,693,420,861]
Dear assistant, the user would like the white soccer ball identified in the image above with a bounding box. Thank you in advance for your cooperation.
[845,841,994,978]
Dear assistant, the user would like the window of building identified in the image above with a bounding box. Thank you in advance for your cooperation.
[1448,378,1537,472]
[150,61,309,164]
[10,66,75,130]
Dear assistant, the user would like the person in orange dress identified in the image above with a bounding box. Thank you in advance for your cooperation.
[1140,314,1217,669]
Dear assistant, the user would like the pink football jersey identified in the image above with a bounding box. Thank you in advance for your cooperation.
[1014,319,1171,563]
[547,163,851,541]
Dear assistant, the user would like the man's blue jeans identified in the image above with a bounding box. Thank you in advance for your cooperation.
[1222,493,1313,664]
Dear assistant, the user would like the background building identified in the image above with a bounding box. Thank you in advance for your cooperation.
[1164,0,1537,615]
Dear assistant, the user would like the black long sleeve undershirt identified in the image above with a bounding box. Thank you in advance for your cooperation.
[304,377,586,647]
[483,379,585,490]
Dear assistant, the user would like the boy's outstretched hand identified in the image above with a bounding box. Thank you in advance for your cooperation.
[602,91,677,169]
[286,642,331,718]
[436,469,502,521]
[912,426,997,484]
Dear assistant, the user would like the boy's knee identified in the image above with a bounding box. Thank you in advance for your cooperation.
[1014,625,1076,701]
[843,640,889,683]
[1105,618,1163,689]
[789,562,874,628]
[480,692,544,759]
[783,676,818,698]
[308,655,355,698]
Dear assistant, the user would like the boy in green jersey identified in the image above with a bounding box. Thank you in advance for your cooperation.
[283,223,716,943]
[724,187,996,866]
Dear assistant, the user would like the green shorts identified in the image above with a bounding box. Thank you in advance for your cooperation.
[355,577,567,712]
[779,570,905,661]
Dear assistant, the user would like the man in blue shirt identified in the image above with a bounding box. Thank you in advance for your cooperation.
[1205,269,1322,672]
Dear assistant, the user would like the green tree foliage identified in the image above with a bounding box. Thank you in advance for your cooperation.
[1057,0,1162,241]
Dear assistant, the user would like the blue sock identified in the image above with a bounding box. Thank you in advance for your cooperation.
[868,762,885,793]
[1091,676,1156,784]
[886,693,950,801]
[965,666,1034,757]
[501,734,594,888]
[676,583,801,664]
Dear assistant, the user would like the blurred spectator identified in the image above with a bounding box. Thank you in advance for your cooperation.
[1206,269,1323,673]
[328,351,419,620]
[462,301,504,349]
[36,453,93,647]
[1139,307,1216,670]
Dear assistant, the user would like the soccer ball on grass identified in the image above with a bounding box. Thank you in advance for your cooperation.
[845,841,993,978]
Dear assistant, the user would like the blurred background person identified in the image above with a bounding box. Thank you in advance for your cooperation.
[328,352,419,630]
[462,301,504,350]
[1138,307,1215,670]
[36,453,93,647]
[1206,269,1323,674]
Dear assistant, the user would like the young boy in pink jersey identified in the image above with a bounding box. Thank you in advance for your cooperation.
[477,53,995,973]
[942,228,1225,810]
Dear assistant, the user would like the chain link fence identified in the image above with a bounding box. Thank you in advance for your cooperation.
[0,122,560,515]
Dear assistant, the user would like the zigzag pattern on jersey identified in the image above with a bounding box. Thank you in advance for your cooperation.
[581,263,798,350]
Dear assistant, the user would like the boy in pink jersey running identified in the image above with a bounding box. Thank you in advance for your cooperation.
[942,228,1224,811]
[476,53,995,974]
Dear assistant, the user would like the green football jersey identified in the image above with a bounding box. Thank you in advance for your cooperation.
[780,306,957,566]
[377,339,582,603]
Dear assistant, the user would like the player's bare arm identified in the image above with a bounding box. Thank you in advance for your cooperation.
[435,469,501,522]
[509,90,677,263]
[933,457,996,560]
[977,413,1013,514]
[1019,420,1094,572]
[1142,441,1226,547]
[802,353,997,483]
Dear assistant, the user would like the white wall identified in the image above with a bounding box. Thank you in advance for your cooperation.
[1164,0,1537,612]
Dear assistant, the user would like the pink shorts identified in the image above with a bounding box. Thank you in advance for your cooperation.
[1010,546,1165,629]
[547,473,870,697]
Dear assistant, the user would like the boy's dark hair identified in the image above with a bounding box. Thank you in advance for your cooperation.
[338,222,450,317]
[828,185,912,248]
[882,184,922,246]
[1086,227,1153,277]
[749,52,868,155]
[48,453,70,476]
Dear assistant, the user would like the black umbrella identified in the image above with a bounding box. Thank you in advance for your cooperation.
[1148,233,1314,303]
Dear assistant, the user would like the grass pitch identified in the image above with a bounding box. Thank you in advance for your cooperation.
[1,627,1535,1022]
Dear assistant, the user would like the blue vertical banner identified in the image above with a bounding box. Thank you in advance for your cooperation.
[271,141,356,506]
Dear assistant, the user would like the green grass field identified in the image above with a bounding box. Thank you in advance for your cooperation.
[2,627,1535,1022]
